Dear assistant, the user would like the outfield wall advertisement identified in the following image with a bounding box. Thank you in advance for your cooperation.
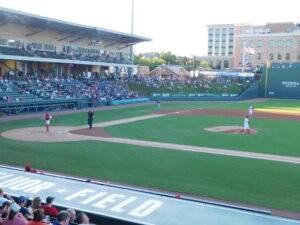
[262,63,300,99]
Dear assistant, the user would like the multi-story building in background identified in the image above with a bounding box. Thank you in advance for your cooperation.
[235,22,300,68]
[200,22,300,70]
[199,24,235,69]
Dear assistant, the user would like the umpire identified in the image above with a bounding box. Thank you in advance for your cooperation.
[87,110,94,129]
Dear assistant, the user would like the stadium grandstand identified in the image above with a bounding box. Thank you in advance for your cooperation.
[0,7,151,115]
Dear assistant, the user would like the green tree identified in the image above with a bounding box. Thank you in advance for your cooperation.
[159,51,177,65]
[200,61,210,68]
[134,55,165,71]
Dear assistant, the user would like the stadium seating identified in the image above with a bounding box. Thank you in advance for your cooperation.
[0,46,130,65]
[0,74,141,103]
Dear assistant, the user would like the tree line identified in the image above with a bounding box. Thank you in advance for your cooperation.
[134,51,210,71]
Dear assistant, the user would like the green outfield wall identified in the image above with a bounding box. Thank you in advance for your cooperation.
[261,63,300,99]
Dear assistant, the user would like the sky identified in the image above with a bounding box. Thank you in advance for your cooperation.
[1,0,300,57]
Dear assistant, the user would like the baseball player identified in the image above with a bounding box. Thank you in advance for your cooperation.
[157,100,160,109]
[240,115,250,134]
[87,110,94,129]
[248,105,254,116]
[44,113,52,132]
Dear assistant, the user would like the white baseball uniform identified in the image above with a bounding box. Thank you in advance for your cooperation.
[248,106,254,116]
[244,117,249,130]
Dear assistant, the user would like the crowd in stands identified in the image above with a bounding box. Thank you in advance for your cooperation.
[0,188,92,225]
[128,74,253,93]
[0,44,130,65]
[0,71,140,103]
[0,68,255,104]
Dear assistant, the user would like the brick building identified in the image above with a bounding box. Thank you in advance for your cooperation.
[200,22,300,69]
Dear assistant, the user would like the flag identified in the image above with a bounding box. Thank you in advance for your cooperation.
[244,45,255,55]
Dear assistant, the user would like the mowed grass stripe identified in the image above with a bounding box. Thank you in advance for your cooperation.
[0,138,299,212]
[104,115,300,157]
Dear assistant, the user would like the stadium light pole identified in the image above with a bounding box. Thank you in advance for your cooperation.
[129,0,134,78]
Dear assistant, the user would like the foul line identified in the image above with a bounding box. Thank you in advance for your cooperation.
[83,136,300,165]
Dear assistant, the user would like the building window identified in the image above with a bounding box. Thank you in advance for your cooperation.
[249,55,253,60]
[286,27,292,33]
[44,44,55,51]
[224,60,229,68]
[286,40,292,47]
[277,53,282,60]
[215,28,220,34]
[241,40,247,47]
[269,53,274,60]
[0,39,7,46]
[256,40,263,48]
[286,53,290,60]
[249,40,254,47]
[32,42,42,50]
[228,52,233,56]
[269,40,275,48]
[297,52,300,60]
[277,40,284,47]
[209,28,214,34]
[215,48,219,56]
[256,53,261,60]
[8,40,22,47]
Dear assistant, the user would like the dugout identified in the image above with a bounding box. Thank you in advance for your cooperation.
[261,63,300,99]
[1,165,299,225]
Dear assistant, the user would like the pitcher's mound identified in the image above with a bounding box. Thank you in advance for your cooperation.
[204,126,257,134]
[69,127,112,138]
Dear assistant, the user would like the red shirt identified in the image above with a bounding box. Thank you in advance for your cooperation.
[40,205,58,216]
[28,221,48,225]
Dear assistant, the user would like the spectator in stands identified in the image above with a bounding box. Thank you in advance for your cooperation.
[27,209,47,225]
[66,209,76,224]
[75,212,90,225]
[3,203,28,225]
[40,196,58,217]
[0,202,11,225]
[17,196,30,218]
[28,197,42,215]
[53,210,70,225]
[0,189,13,206]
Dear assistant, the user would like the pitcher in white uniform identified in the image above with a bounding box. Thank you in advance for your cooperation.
[240,115,250,134]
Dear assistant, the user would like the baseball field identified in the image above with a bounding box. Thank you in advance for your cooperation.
[0,99,300,214]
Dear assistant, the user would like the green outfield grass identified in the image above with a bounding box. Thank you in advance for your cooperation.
[0,99,300,212]
[104,115,300,157]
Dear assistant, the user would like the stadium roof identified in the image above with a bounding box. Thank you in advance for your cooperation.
[0,7,151,44]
